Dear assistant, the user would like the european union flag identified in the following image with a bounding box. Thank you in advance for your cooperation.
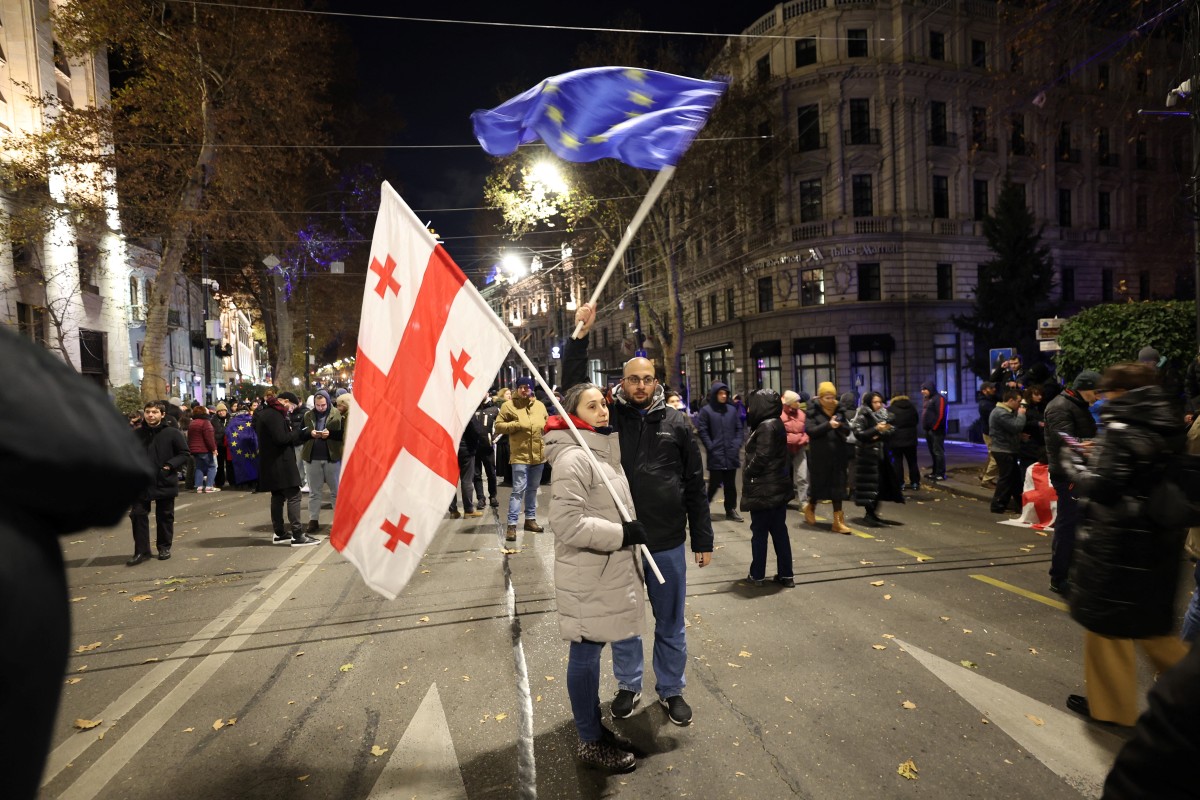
[227,412,259,485]
[471,67,728,170]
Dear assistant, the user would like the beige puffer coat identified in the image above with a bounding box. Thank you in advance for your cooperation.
[545,425,645,644]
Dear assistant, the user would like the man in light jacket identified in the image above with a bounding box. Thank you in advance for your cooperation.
[495,377,548,541]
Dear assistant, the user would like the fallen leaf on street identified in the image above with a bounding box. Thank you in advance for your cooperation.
[420,570,431,574]
[297,775,309,781]
[1025,714,1045,726]
[163,578,187,585]
[75,719,102,730]
[785,696,793,703]
[960,660,979,669]
[883,594,892,600]
[70,540,85,544]
[77,665,88,672]
[870,581,886,587]
[882,634,895,639]
[71,597,87,602]
[982,718,990,724]
[142,658,159,664]
[735,771,746,777]
[898,758,919,780]
[417,616,430,623]
[339,664,354,672]
[212,719,225,730]
[113,634,123,641]
[962,629,973,634]
[738,651,752,658]
[495,713,508,721]
[65,678,82,685]
[76,642,102,653]
[183,727,194,732]
[872,644,887,650]
[902,700,917,709]
[370,745,389,757]
[462,675,470,681]
[940,616,950,621]
[501,548,519,554]
[545,676,555,681]
[727,662,742,668]
[860,560,874,565]
[1029,647,1038,655]
[536,695,542,702]
[117,589,128,594]
[130,595,153,602]
[295,652,305,657]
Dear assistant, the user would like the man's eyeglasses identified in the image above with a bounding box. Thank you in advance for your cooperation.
[624,375,656,386]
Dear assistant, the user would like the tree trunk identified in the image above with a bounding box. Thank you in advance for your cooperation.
[272,272,295,389]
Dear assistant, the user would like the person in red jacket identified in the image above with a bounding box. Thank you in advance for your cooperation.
[187,406,219,493]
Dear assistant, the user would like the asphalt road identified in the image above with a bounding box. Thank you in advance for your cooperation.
[40,475,1185,799]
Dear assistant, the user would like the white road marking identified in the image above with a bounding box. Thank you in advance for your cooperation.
[896,639,1124,798]
[55,545,337,800]
[367,683,467,800]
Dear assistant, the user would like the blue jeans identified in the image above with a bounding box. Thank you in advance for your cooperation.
[303,459,339,520]
[192,453,215,489]
[612,543,687,699]
[1182,561,1200,643]
[1050,476,1078,582]
[567,639,605,741]
[507,463,544,526]
[749,506,793,581]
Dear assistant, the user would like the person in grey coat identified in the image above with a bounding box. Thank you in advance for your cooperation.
[988,389,1028,514]
[545,382,647,774]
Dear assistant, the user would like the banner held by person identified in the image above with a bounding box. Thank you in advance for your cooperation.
[471,66,728,338]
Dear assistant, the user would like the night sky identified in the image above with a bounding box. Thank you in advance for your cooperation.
[336,2,762,272]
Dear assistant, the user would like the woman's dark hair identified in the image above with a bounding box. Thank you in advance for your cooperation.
[562,382,603,416]
[1097,362,1160,392]
[861,391,882,407]
[1022,385,1043,404]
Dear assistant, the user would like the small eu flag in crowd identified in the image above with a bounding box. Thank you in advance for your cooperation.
[471,66,728,170]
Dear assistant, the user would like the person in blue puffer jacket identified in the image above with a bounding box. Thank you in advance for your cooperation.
[697,381,745,522]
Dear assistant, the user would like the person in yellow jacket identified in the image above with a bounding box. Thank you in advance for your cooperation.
[495,377,549,541]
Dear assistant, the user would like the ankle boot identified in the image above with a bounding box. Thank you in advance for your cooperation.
[804,502,817,526]
[831,510,852,535]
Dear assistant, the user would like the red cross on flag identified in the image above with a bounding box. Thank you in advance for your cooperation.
[331,182,511,599]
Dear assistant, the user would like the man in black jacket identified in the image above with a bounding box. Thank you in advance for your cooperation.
[977,382,998,486]
[562,304,713,727]
[128,401,191,564]
[254,390,320,547]
[472,396,500,509]
[1043,369,1100,594]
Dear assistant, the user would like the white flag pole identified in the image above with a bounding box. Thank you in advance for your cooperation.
[570,165,676,339]
[461,285,665,584]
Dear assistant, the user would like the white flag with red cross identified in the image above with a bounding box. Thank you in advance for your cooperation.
[331,182,511,599]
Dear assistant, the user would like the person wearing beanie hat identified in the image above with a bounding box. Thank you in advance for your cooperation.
[780,391,810,511]
[1137,346,1162,366]
[212,401,231,488]
[253,390,321,547]
[804,382,852,533]
[920,381,948,480]
[495,376,549,539]
[1043,369,1100,594]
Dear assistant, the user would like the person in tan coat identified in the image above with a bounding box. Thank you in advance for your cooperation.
[495,377,549,540]
[545,382,647,773]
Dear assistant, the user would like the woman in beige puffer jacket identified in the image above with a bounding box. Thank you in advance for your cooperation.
[544,382,646,773]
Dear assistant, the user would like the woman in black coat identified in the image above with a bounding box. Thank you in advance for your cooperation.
[804,381,852,534]
[852,392,905,526]
[886,395,920,489]
[1064,362,1189,726]
[740,389,794,587]
[253,391,318,545]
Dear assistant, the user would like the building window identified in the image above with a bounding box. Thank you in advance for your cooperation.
[760,192,776,226]
[799,178,822,222]
[1010,46,1022,72]
[801,267,825,306]
[695,299,703,328]
[932,175,949,218]
[1061,267,1075,302]
[1098,191,1111,230]
[726,287,736,320]
[970,39,986,68]
[78,237,101,294]
[1139,270,1151,300]
[847,29,868,58]
[709,293,718,324]
[1137,69,1148,93]
[603,327,610,348]
[797,104,821,151]
[16,302,46,346]
[930,101,948,145]
[699,345,735,392]
[1135,194,1148,229]
[1102,268,1114,301]
[757,276,774,312]
[752,341,783,392]
[1135,134,1150,169]
[852,174,873,217]
[848,98,871,144]
[857,263,881,301]
[756,54,770,83]
[850,334,893,399]
[129,276,139,307]
[793,337,836,400]
[933,333,960,403]
[970,107,988,146]
[78,329,108,390]
[1058,188,1072,228]
[1097,127,1114,165]
[796,36,816,67]
[1012,182,1026,206]
[929,30,945,60]
[973,179,989,221]
[1098,62,1109,90]
[1010,114,1028,155]
[936,263,953,300]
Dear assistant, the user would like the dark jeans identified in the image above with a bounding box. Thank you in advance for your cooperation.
[749,506,793,581]
[567,639,606,741]
[473,446,497,505]
[707,468,738,512]
[925,431,946,477]
[450,451,475,511]
[1050,476,1078,582]
[130,496,175,554]
[270,487,302,537]
[991,453,1022,512]
[890,445,918,485]
[215,454,230,488]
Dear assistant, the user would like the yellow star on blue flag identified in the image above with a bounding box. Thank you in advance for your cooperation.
[471,66,728,170]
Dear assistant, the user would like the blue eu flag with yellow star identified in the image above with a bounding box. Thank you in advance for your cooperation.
[227,412,259,485]
[471,67,728,170]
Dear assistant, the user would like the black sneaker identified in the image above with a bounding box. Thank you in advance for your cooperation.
[773,574,795,588]
[611,689,640,719]
[745,574,765,587]
[272,533,292,545]
[659,695,692,726]
[291,534,321,547]
[576,739,635,773]
[1049,578,1069,596]
[725,511,745,522]
[157,548,171,561]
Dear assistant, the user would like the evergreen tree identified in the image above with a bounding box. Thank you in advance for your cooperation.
[953,181,1058,378]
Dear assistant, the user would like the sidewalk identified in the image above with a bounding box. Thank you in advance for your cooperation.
[923,438,994,504]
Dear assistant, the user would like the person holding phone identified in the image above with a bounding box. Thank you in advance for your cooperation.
[299,390,343,533]
[1044,370,1101,594]
[804,382,852,534]
[988,389,1028,514]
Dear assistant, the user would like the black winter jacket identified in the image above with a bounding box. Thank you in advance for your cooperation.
[852,404,904,507]
[474,400,499,452]
[697,381,744,470]
[134,422,190,500]
[254,401,302,492]
[1044,388,1097,482]
[1068,386,1188,639]
[977,394,998,435]
[562,335,714,553]
[740,391,791,512]
[805,403,850,501]
[886,397,919,448]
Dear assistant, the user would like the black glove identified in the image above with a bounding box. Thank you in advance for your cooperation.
[621,520,647,548]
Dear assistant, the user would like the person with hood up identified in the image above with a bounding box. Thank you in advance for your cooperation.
[1060,362,1189,727]
[472,394,500,509]
[804,381,852,534]
[852,391,905,526]
[254,390,320,547]
[299,389,343,533]
[887,393,920,490]
[839,391,860,494]
[495,377,549,541]
[697,381,745,522]
[780,390,809,507]
[543,382,646,773]
[741,389,795,587]
[920,381,948,480]
[1044,369,1101,595]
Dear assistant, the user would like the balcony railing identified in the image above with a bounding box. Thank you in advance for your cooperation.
[853,217,892,234]
[843,127,881,146]
[791,222,828,241]
[928,131,958,148]
[797,132,828,152]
